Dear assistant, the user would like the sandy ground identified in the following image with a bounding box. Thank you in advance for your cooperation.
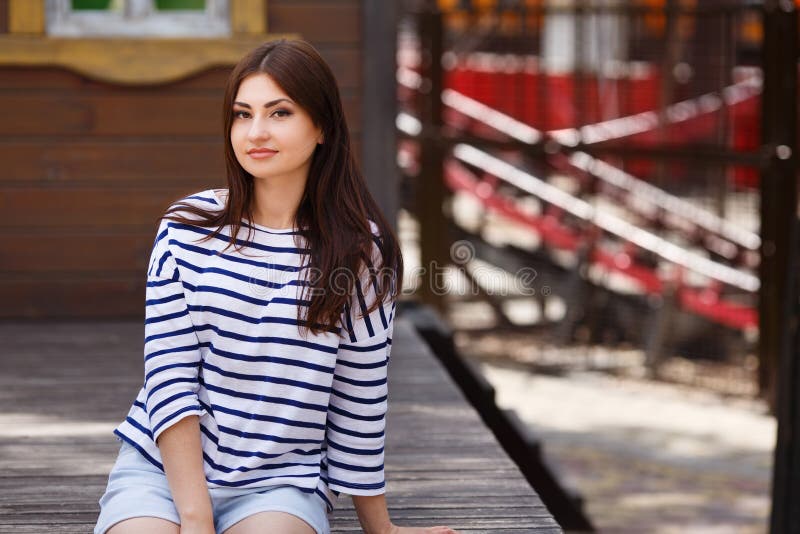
[470,357,774,533]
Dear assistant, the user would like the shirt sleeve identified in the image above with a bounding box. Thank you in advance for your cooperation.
[325,239,397,496]
[143,219,205,444]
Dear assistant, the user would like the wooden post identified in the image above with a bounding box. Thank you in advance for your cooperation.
[759,0,798,412]
[655,0,681,191]
[556,239,592,344]
[417,8,448,312]
[644,274,679,377]
[765,0,800,532]
[362,0,399,232]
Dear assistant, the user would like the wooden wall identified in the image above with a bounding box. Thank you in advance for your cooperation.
[0,0,364,318]
[0,1,7,34]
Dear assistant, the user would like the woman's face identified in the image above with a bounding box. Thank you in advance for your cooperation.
[230,73,323,183]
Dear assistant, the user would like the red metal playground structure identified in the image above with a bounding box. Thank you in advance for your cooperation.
[397,49,765,358]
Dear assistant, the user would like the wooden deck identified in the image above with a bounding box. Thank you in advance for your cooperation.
[0,317,560,533]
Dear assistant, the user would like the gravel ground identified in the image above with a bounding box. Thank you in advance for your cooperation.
[462,352,774,533]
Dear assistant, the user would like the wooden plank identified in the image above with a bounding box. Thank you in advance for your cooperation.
[321,48,362,90]
[268,2,360,44]
[0,140,226,184]
[0,319,559,531]
[0,514,559,530]
[0,188,198,228]
[0,66,229,91]
[0,525,100,533]
[0,92,361,136]
[0,94,221,137]
[0,52,360,92]
[0,0,8,34]
[0,276,145,318]
[0,35,297,86]
[0,503,556,518]
[0,233,152,273]
[0,137,359,185]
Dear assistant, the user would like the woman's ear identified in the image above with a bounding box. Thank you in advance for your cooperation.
[317,132,324,145]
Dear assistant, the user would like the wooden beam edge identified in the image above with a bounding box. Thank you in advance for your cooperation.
[0,34,299,85]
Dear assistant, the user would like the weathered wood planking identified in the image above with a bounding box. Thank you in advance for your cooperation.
[0,0,365,319]
[0,137,361,186]
[0,140,226,185]
[0,92,361,137]
[0,48,361,91]
[0,277,146,318]
[0,0,7,34]
[268,2,361,45]
[0,188,207,228]
[0,233,153,273]
[0,318,561,533]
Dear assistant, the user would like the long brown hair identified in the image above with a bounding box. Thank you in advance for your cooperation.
[161,39,402,337]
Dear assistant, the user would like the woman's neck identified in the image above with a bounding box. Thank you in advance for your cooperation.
[250,175,307,229]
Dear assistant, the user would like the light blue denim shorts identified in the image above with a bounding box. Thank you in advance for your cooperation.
[94,440,331,534]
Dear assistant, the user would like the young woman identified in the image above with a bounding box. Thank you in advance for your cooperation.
[94,40,457,534]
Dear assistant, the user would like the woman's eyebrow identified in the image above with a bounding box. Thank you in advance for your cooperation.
[233,98,293,109]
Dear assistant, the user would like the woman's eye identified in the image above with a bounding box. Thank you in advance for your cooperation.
[233,110,250,119]
[272,109,292,118]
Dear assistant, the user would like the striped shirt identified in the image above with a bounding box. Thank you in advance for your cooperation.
[114,189,395,512]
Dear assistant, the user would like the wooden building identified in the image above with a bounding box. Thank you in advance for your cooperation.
[0,0,397,319]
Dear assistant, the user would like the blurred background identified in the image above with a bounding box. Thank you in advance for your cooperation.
[0,0,798,532]
[396,0,798,532]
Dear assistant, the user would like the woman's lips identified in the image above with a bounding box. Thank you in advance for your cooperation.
[247,149,278,160]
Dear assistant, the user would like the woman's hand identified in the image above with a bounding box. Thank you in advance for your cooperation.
[386,525,458,534]
[351,494,458,534]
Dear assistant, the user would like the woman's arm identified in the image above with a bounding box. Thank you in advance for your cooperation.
[330,257,457,534]
[352,494,392,534]
[157,416,214,531]
[142,219,214,532]
[352,494,457,534]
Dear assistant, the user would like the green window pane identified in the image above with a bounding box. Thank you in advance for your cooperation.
[155,0,206,10]
[71,0,113,9]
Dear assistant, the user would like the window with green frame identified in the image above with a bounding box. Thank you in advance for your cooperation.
[71,0,208,12]
[51,0,227,37]
[71,0,116,10]
[155,0,206,10]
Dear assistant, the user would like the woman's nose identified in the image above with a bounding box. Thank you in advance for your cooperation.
[247,116,270,142]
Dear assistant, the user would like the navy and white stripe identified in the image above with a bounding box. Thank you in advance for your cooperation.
[114,189,395,511]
